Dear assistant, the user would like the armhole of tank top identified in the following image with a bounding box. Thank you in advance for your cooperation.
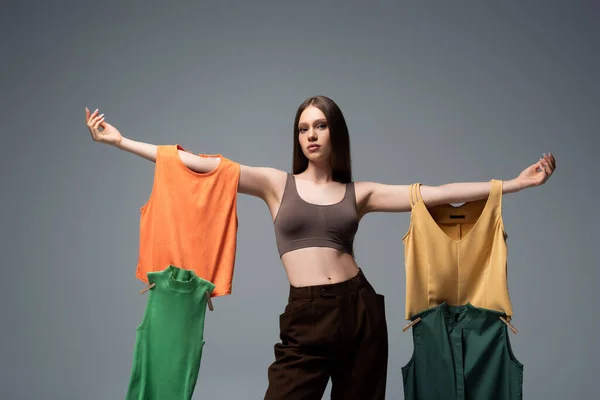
[272,173,292,224]
[140,145,171,211]
[348,181,358,213]
[136,273,160,331]
[231,161,241,228]
[409,183,422,206]
[402,183,421,241]
[496,179,508,241]
[496,179,503,211]
[202,280,217,302]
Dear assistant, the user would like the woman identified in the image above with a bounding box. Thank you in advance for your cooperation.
[85,96,555,399]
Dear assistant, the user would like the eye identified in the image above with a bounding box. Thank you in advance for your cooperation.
[317,123,327,130]
[299,127,307,133]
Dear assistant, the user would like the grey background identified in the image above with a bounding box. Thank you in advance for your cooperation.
[1,0,598,399]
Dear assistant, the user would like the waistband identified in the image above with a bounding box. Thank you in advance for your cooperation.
[288,268,371,300]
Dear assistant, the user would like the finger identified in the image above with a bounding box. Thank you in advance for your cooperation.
[543,154,553,171]
[89,108,99,122]
[543,152,555,170]
[85,107,90,121]
[549,152,556,169]
[87,109,99,126]
[89,113,104,127]
[93,117,105,130]
[536,159,544,172]
[544,155,555,172]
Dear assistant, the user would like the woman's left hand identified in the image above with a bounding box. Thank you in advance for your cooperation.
[516,152,556,189]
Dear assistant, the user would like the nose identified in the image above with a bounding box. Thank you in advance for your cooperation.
[307,128,318,141]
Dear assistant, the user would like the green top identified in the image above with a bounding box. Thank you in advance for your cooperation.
[126,265,215,400]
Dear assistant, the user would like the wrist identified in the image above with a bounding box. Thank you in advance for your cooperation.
[113,136,127,149]
[504,178,525,194]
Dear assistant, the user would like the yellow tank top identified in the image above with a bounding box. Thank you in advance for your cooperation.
[402,180,513,320]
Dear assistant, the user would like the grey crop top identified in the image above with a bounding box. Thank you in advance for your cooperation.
[273,174,359,257]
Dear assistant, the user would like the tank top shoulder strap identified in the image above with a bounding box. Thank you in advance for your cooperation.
[218,156,241,185]
[274,173,298,224]
[153,145,175,184]
[486,179,503,217]
[146,266,166,287]
[157,144,172,157]
[344,181,357,211]
[279,173,297,205]
[155,145,189,182]
[346,181,356,200]
[408,183,422,208]
[285,173,297,195]
[192,274,216,304]
[217,155,233,171]
[157,144,185,161]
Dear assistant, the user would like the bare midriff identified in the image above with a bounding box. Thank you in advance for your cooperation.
[281,247,359,287]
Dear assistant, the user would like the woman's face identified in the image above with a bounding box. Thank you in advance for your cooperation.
[297,105,332,163]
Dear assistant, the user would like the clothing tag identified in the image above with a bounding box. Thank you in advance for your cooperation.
[449,215,465,219]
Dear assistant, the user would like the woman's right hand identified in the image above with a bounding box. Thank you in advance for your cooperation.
[85,107,123,147]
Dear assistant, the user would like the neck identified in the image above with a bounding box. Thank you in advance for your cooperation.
[302,161,333,183]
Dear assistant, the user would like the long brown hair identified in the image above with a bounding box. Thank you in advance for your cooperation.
[292,96,352,183]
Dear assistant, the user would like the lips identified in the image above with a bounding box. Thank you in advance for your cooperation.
[307,144,320,150]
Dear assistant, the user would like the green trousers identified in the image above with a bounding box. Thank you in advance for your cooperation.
[402,303,523,400]
[126,265,215,400]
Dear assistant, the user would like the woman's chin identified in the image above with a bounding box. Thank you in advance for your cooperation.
[306,154,329,163]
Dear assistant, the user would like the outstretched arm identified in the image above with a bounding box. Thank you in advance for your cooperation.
[85,107,285,204]
[356,154,556,217]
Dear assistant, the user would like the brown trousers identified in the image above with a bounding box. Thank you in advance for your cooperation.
[264,269,388,400]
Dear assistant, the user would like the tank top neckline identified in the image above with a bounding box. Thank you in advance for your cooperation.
[290,173,350,207]
[439,302,476,329]
[415,180,499,244]
[156,265,202,294]
[172,144,224,178]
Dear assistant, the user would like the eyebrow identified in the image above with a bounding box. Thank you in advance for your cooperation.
[298,118,327,126]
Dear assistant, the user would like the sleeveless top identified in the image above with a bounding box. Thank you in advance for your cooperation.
[136,144,240,297]
[273,174,358,257]
[402,180,513,319]
[126,265,214,399]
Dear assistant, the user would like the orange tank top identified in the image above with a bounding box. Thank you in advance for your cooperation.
[402,180,513,319]
[136,144,240,297]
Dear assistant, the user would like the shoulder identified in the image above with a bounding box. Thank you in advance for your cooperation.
[353,181,377,197]
[353,181,413,214]
[239,165,288,199]
[352,181,377,212]
[241,166,287,185]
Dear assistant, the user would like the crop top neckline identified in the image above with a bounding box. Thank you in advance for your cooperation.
[273,173,359,258]
[290,174,350,207]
